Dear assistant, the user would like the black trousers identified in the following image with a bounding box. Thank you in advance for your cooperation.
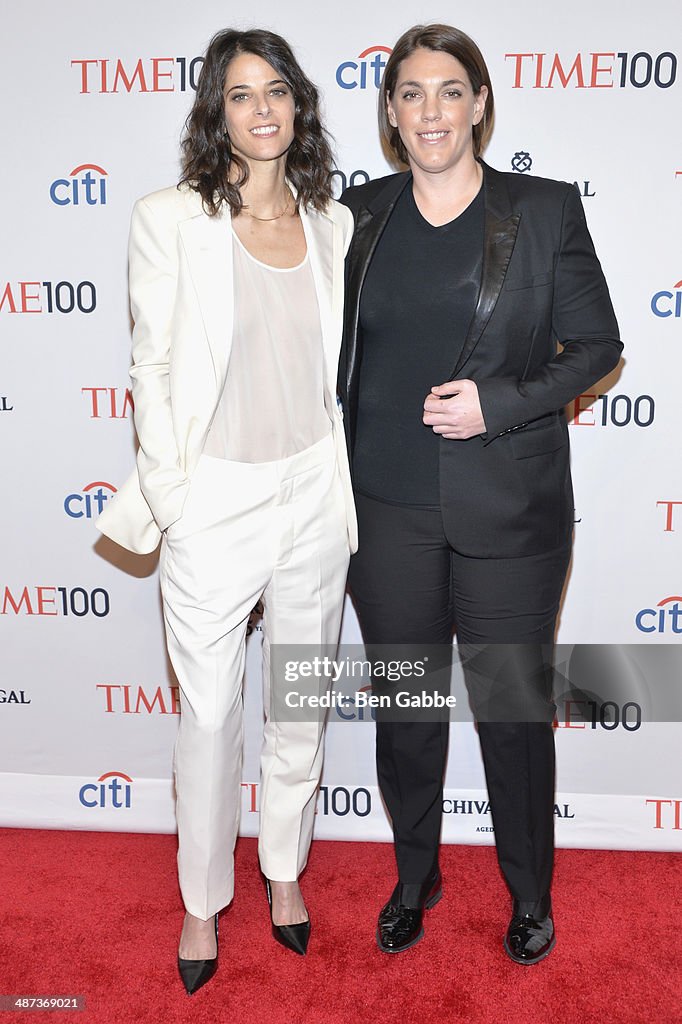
[348,492,571,914]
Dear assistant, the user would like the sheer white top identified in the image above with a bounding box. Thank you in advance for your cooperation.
[202,227,331,463]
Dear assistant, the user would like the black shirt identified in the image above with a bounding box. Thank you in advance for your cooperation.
[354,182,484,505]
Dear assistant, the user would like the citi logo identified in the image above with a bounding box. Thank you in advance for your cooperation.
[635,596,682,634]
[79,771,132,809]
[651,280,682,318]
[64,481,116,519]
[50,164,107,206]
[334,684,376,721]
[336,46,392,89]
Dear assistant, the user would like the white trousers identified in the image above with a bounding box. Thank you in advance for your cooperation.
[159,431,350,920]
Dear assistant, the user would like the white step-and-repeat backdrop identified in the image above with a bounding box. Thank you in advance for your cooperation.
[2,0,681,852]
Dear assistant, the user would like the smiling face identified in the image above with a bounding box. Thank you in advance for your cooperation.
[223,52,296,166]
[386,47,487,177]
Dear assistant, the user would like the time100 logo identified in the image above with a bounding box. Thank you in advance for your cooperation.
[318,786,371,817]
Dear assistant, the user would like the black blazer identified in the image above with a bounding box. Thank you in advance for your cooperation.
[338,162,623,558]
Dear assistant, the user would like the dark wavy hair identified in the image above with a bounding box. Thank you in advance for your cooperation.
[180,29,334,216]
[379,24,495,165]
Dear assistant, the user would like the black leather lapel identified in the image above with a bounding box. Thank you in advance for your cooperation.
[344,173,411,394]
[452,165,520,377]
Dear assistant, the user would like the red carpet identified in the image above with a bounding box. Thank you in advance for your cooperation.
[3,830,680,1024]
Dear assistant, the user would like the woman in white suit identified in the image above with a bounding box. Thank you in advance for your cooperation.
[96,28,356,994]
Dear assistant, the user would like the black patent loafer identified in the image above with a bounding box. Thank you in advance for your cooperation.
[376,872,442,953]
[504,912,556,965]
[178,913,219,995]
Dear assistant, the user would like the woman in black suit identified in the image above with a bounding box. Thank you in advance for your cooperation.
[338,23,622,964]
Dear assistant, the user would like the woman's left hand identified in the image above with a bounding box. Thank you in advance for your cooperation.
[423,379,487,439]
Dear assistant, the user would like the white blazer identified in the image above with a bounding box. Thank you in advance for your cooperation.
[96,183,357,555]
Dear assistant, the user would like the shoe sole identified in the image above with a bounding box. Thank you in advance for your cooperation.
[376,887,443,954]
[503,932,557,966]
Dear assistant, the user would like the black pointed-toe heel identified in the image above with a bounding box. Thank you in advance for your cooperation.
[265,878,311,955]
[178,912,219,995]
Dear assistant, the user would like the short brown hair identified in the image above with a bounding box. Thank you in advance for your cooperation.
[379,24,494,165]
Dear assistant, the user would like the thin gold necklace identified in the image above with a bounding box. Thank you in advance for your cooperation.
[242,190,294,222]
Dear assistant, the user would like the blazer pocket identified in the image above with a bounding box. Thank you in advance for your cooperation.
[509,418,566,459]
[504,271,553,292]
